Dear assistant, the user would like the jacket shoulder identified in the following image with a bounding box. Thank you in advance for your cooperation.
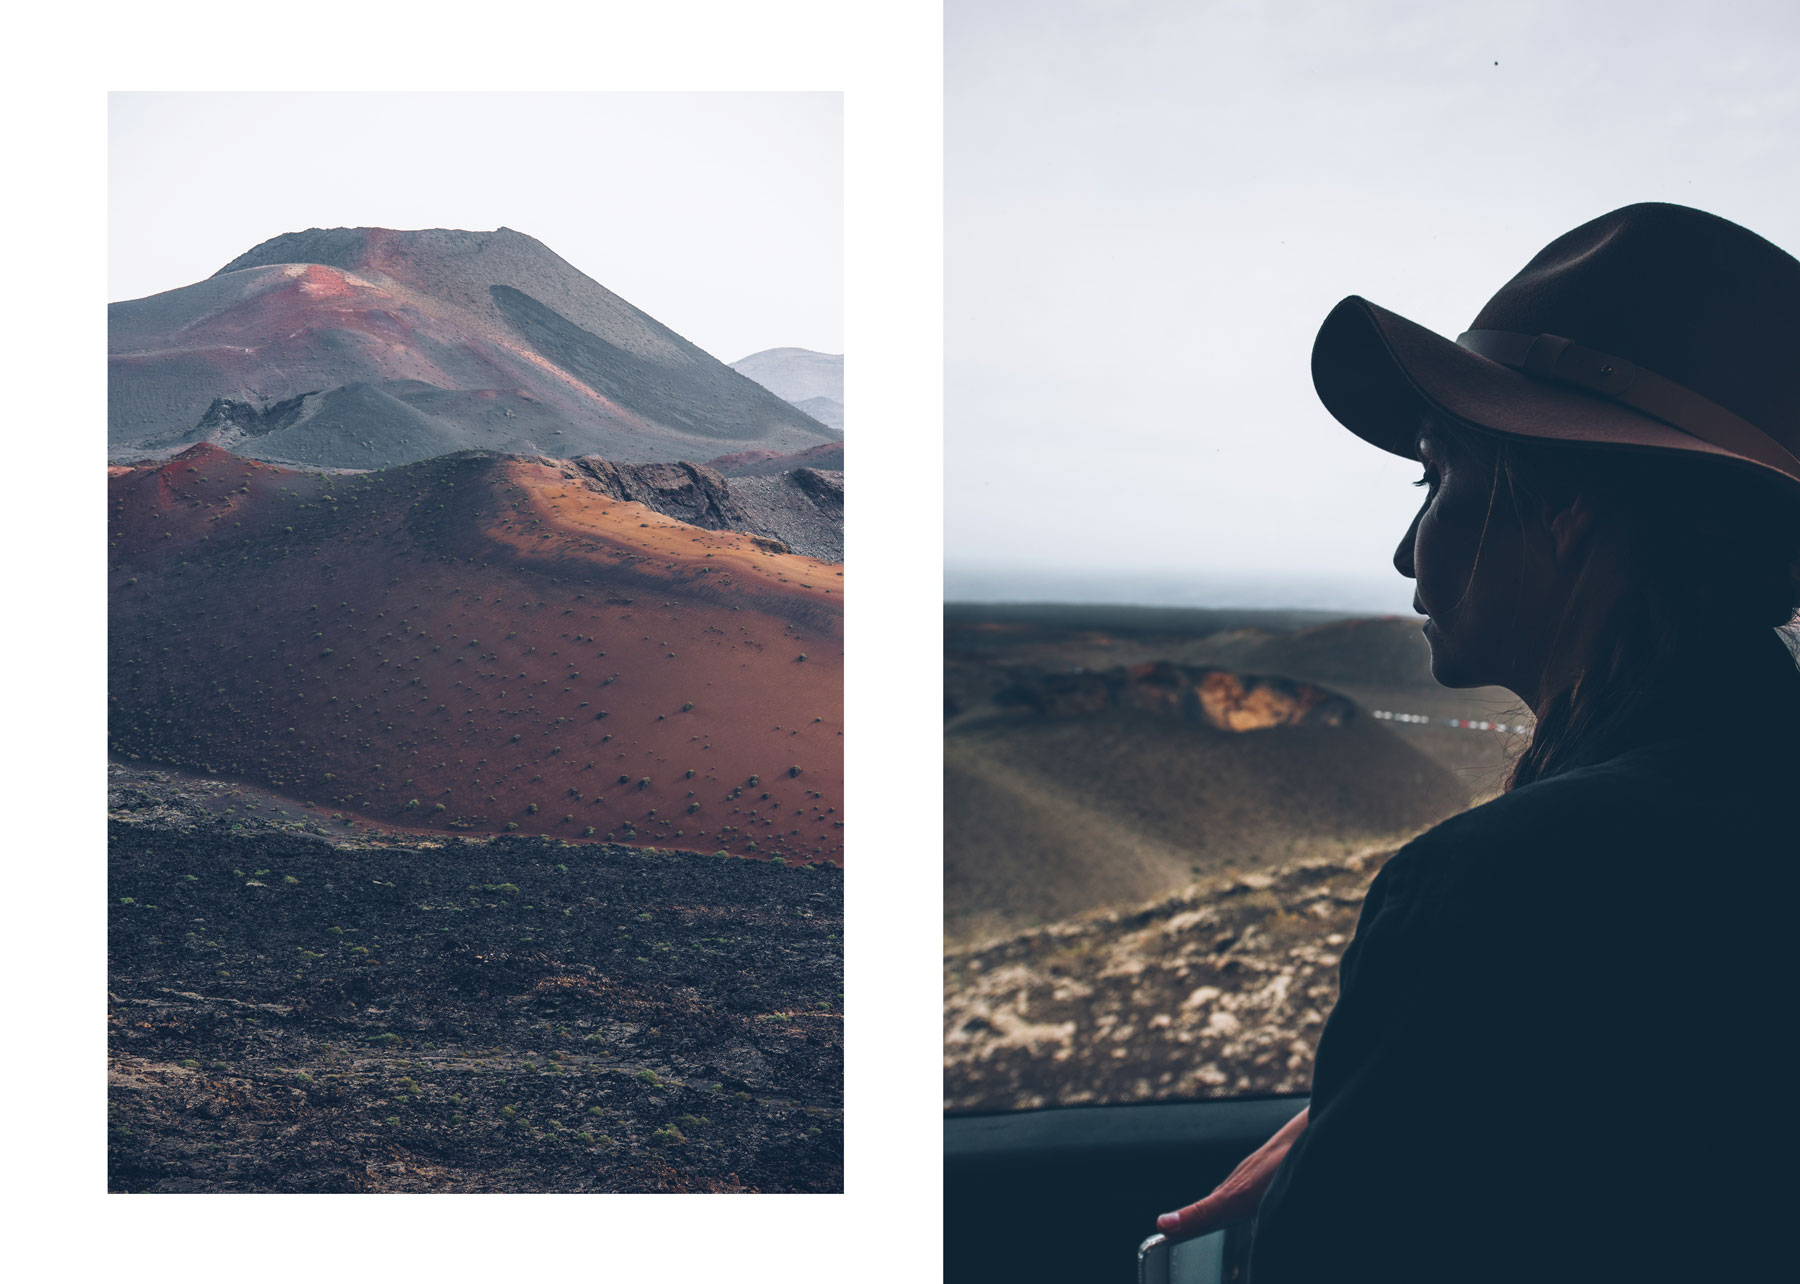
[1371,739,1746,941]
[1381,750,1660,884]
[1379,733,1791,942]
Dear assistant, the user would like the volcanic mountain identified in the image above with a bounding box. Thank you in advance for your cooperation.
[109,228,841,468]
[730,348,843,430]
[110,443,844,862]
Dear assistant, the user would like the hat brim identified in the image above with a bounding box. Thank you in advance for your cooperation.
[1311,295,1776,476]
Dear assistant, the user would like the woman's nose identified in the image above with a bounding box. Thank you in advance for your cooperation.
[1394,516,1417,579]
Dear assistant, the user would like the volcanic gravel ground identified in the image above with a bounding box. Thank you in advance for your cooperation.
[109,766,842,1192]
[943,847,1401,1112]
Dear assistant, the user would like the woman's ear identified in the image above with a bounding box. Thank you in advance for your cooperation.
[1550,494,1597,564]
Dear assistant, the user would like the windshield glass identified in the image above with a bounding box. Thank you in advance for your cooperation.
[941,601,1521,1112]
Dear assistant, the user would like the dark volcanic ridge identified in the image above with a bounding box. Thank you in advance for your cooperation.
[111,227,841,468]
[726,468,844,564]
[706,442,845,477]
[110,443,844,861]
[109,763,842,1193]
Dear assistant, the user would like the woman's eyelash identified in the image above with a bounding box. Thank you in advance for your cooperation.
[1412,472,1436,489]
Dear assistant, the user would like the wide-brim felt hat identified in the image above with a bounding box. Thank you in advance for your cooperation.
[1312,202,1800,509]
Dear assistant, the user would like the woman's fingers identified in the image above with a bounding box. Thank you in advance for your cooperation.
[1158,1184,1258,1237]
[1156,1108,1309,1238]
[1157,1195,1225,1236]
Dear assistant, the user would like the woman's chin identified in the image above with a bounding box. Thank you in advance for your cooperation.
[1422,621,1472,688]
[1424,636,1490,690]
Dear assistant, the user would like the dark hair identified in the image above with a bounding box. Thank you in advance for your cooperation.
[1434,420,1800,790]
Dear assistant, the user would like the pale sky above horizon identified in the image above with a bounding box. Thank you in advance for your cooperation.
[110,92,843,365]
[947,0,1800,612]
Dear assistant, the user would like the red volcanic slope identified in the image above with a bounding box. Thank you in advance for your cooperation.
[109,227,839,467]
[110,444,844,862]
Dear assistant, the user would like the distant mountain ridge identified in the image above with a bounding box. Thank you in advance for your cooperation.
[731,347,843,430]
[110,227,840,468]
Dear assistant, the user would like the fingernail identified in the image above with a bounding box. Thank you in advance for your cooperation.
[1156,1213,1177,1231]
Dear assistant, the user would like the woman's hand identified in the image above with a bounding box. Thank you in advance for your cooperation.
[1156,1106,1309,1238]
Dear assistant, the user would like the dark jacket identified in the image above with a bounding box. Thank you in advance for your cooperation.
[1249,633,1800,1282]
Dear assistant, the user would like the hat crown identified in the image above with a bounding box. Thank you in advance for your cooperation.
[1468,202,1800,439]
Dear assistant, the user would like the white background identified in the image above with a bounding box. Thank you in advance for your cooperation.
[5,1,941,1277]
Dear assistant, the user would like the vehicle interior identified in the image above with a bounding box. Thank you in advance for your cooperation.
[945,1095,1304,1281]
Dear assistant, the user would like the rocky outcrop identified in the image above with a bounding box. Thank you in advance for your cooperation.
[563,456,750,530]
[791,467,843,510]
[995,661,1354,732]
[195,393,309,439]
[726,468,845,563]
[554,455,843,564]
[155,392,320,451]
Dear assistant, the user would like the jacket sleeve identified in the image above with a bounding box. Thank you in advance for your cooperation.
[1245,835,1502,1282]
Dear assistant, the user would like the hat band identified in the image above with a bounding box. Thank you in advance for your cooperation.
[1456,329,1799,472]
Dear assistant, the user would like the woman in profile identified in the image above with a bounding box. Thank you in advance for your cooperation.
[1155,203,1800,1280]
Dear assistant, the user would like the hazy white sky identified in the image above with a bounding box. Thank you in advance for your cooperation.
[110,92,842,363]
[946,0,1800,611]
